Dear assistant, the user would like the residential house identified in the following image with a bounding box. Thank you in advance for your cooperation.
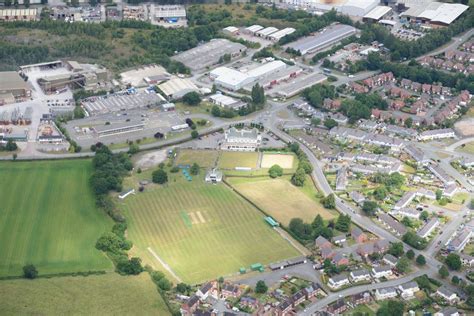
[436,286,458,304]
[417,217,440,239]
[394,207,420,219]
[375,239,390,253]
[221,283,242,300]
[240,296,259,310]
[419,128,455,141]
[277,299,293,315]
[422,84,432,94]
[448,228,472,252]
[357,243,375,257]
[375,287,398,300]
[303,282,324,299]
[336,166,348,191]
[332,235,347,246]
[181,295,200,315]
[398,281,419,300]
[316,236,332,249]
[350,269,371,283]
[378,213,407,236]
[196,282,218,300]
[332,253,349,267]
[460,253,474,267]
[328,274,350,289]
[291,290,306,307]
[321,247,336,260]
[350,191,365,205]
[428,163,455,186]
[383,254,398,267]
[351,292,372,305]
[327,298,347,315]
[434,307,460,316]
[351,227,368,243]
[371,265,393,279]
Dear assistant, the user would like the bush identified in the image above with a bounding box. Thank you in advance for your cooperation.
[116,257,143,275]
[152,169,168,184]
[170,166,180,173]
[182,92,201,106]
[190,163,200,175]
[23,264,38,279]
[255,280,268,294]
[268,164,283,178]
[158,277,172,291]
[191,130,199,139]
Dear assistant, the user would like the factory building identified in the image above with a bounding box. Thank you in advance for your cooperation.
[400,2,469,27]
[0,72,31,105]
[256,27,279,38]
[285,24,357,56]
[0,8,37,22]
[363,6,392,22]
[172,39,246,72]
[283,0,378,17]
[157,77,199,100]
[268,27,296,42]
[152,5,186,24]
[245,24,263,35]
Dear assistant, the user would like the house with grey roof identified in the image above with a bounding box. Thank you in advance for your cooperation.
[350,268,371,283]
[375,287,398,300]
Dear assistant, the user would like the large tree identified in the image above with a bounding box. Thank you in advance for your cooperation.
[152,169,168,184]
[445,253,462,271]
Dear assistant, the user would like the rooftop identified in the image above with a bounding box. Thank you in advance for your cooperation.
[0,71,29,92]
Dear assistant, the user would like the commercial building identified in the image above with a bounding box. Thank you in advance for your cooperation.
[285,24,358,56]
[284,0,378,17]
[221,127,261,152]
[268,27,296,42]
[0,8,37,21]
[93,121,145,138]
[210,67,253,91]
[157,77,199,100]
[0,72,31,105]
[209,93,246,110]
[401,2,469,27]
[244,24,263,35]
[363,6,392,22]
[172,39,246,71]
[256,26,279,38]
[152,5,186,26]
[276,73,327,98]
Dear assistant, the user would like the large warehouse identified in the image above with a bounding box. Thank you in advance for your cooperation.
[283,0,379,17]
[157,77,199,99]
[171,39,246,72]
[210,60,288,91]
[400,2,469,27]
[363,6,392,22]
[285,24,358,56]
[0,71,31,105]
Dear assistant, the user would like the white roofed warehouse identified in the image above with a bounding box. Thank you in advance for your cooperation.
[157,77,199,100]
[363,6,392,22]
[401,2,469,27]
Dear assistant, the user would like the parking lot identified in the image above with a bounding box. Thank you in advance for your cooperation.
[82,91,165,116]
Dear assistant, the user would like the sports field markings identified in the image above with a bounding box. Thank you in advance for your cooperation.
[147,247,182,283]
[196,211,206,224]
[189,212,199,225]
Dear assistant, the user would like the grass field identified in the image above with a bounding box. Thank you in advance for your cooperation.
[227,176,335,226]
[218,151,260,169]
[0,160,113,277]
[261,153,295,169]
[120,175,299,284]
[457,141,474,154]
[175,149,219,168]
[0,273,169,315]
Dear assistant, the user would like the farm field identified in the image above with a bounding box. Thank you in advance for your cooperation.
[0,273,169,315]
[260,153,296,169]
[218,151,260,169]
[120,175,300,284]
[0,160,113,277]
[175,148,219,168]
[227,176,335,226]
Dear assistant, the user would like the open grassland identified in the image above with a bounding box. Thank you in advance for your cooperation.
[218,151,260,169]
[456,141,474,154]
[261,153,296,169]
[0,273,169,316]
[0,160,113,277]
[120,176,299,284]
[175,149,219,168]
[227,176,335,226]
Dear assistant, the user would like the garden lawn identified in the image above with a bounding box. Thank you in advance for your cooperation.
[175,149,219,168]
[0,160,113,277]
[218,151,259,169]
[227,176,335,226]
[0,273,169,315]
[120,176,299,284]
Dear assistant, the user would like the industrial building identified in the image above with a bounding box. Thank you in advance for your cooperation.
[244,24,263,35]
[152,5,186,27]
[223,26,239,36]
[0,72,31,105]
[285,24,358,56]
[268,27,296,42]
[157,77,199,100]
[172,39,246,72]
[0,8,37,22]
[210,60,288,91]
[363,6,392,22]
[94,121,146,138]
[120,64,170,87]
[276,73,327,98]
[283,0,379,17]
[400,2,469,27]
[209,93,246,110]
[256,27,279,38]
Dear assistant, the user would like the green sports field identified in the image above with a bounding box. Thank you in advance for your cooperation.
[0,273,169,315]
[0,160,113,277]
[120,176,300,284]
